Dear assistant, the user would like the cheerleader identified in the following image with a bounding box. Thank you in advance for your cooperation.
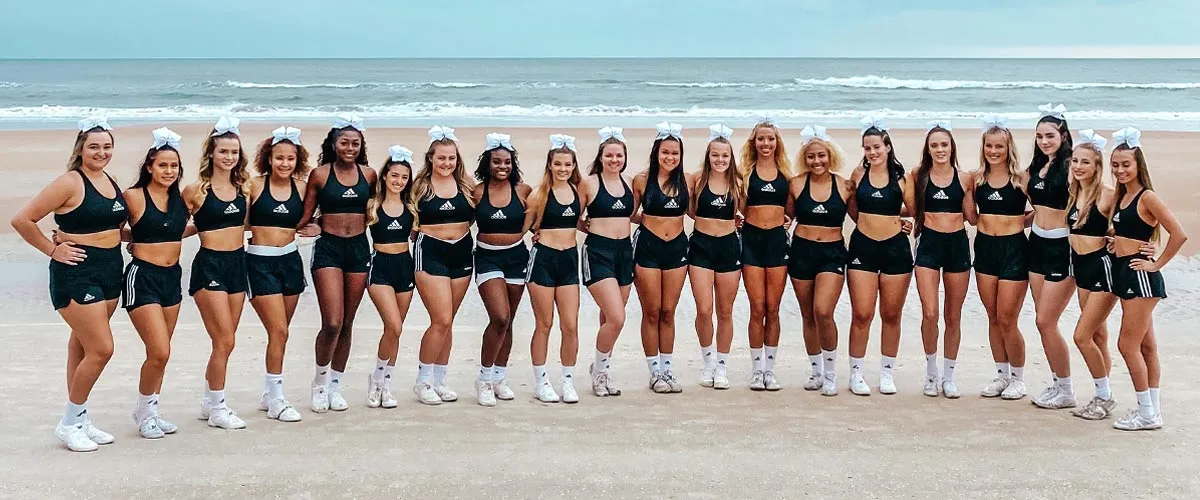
[1108,127,1186,430]
[298,114,376,413]
[246,126,309,423]
[122,128,191,438]
[471,133,530,406]
[185,117,250,430]
[365,146,418,409]
[785,125,852,396]
[907,122,973,399]
[580,127,636,397]
[12,118,124,451]
[632,121,689,393]
[411,126,476,404]
[686,124,743,390]
[846,116,912,396]
[739,116,793,391]
[524,134,587,403]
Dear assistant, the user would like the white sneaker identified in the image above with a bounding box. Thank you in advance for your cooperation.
[135,414,164,439]
[821,377,839,396]
[311,384,330,413]
[56,422,98,452]
[207,407,246,429]
[79,417,115,445]
[650,373,671,394]
[879,372,897,395]
[535,381,560,403]
[700,365,716,388]
[475,379,497,407]
[1033,387,1077,409]
[923,377,939,397]
[1072,396,1117,421]
[981,377,1010,398]
[492,379,516,401]
[749,370,766,391]
[662,371,684,393]
[198,397,211,420]
[850,372,871,396]
[413,382,442,405]
[257,394,269,412]
[155,416,178,435]
[763,371,781,391]
[267,398,302,422]
[804,371,824,391]
[561,378,580,404]
[366,375,383,408]
[433,384,458,402]
[379,382,398,409]
[713,365,730,390]
[942,380,960,399]
[328,387,349,411]
[1113,409,1163,431]
[1001,378,1027,400]
[1032,385,1057,406]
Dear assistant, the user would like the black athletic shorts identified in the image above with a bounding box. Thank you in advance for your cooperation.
[1027,232,1071,282]
[847,230,913,275]
[189,247,248,296]
[369,250,415,293]
[740,223,787,268]
[247,247,306,298]
[633,227,688,270]
[311,233,370,274]
[973,232,1027,281]
[122,258,182,310]
[688,231,741,273]
[787,237,848,280]
[526,244,579,287]
[414,233,474,279]
[915,228,971,273]
[1072,249,1113,294]
[1111,255,1167,300]
[49,244,123,310]
[582,233,634,286]
[474,242,529,285]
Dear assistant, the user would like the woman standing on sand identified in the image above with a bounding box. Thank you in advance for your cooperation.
[1023,104,1078,410]
[907,122,974,399]
[470,133,530,407]
[122,127,191,439]
[973,117,1030,401]
[1107,127,1186,431]
[524,134,586,403]
[785,125,852,397]
[364,146,418,410]
[410,126,475,405]
[846,115,912,396]
[298,114,376,414]
[632,122,689,394]
[185,116,250,430]
[12,117,124,451]
[579,126,636,398]
[739,117,792,391]
[245,126,309,423]
[686,124,743,391]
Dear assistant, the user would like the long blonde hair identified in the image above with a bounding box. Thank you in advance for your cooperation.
[366,160,415,227]
[68,128,114,171]
[528,146,581,230]
[193,131,250,208]
[1066,143,1105,230]
[410,139,474,223]
[977,126,1021,188]
[739,122,794,186]
[691,138,744,211]
[1113,144,1158,242]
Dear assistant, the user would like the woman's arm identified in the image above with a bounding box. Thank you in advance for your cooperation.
[1132,191,1188,271]
[962,171,979,226]
[10,174,85,263]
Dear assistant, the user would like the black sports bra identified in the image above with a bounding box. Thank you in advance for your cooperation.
[1028,166,1069,210]
[249,175,303,229]
[129,187,187,244]
[794,175,846,228]
[855,171,903,217]
[642,176,688,218]
[193,187,246,232]
[417,190,474,226]
[976,180,1027,216]
[587,176,634,219]
[746,169,788,207]
[370,205,414,245]
[924,172,964,214]
[1112,189,1155,242]
[318,166,370,215]
[540,186,580,230]
[475,183,525,235]
[1068,203,1109,238]
[695,183,734,220]
[55,170,127,235]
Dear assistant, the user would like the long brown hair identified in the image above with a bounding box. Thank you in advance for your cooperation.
[913,126,959,236]
[193,131,249,208]
[1067,143,1105,231]
[68,128,114,171]
[528,146,581,230]
[1113,144,1158,242]
[366,160,415,227]
[691,138,743,212]
[589,137,627,175]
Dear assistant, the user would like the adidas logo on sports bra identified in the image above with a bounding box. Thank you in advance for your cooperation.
[562,207,576,217]
[933,190,949,200]
[612,200,626,210]
[1113,212,1121,222]
[111,201,124,211]
[1034,181,1045,190]
[711,197,726,207]
[387,220,402,230]
[224,204,240,214]
[491,210,507,220]
[812,204,827,214]
[439,201,455,211]
[1069,211,1078,221]
[871,191,883,198]
[342,188,358,198]
[761,183,776,193]
[988,191,1003,201]
[273,204,289,214]
[664,199,680,209]
[82,293,95,301]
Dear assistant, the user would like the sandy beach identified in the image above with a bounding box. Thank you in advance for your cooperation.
[2,124,1200,498]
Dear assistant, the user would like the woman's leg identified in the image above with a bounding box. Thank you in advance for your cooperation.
[847,270,879,394]
[940,270,970,395]
[792,278,820,387]
[813,271,845,391]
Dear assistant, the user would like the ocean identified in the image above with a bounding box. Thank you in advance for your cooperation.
[1,58,1198,130]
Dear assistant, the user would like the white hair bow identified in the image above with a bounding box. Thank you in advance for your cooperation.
[333,114,365,132]
[926,120,952,132]
[980,115,1008,130]
[655,121,683,140]
[485,133,513,151]
[1038,103,1067,120]
[860,115,888,134]
[1112,127,1142,149]
[77,116,112,132]
[428,125,457,142]
[271,126,302,145]
[212,115,240,136]
[598,126,625,143]
[708,124,733,142]
[1077,129,1108,150]
[150,127,182,150]
[756,113,777,126]
[388,145,414,164]
[800,125,831,145]
[550,134,577,152]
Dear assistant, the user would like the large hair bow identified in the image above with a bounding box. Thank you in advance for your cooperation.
[1077,129,1108,150]
[860,115,888,134]
[655,121,683,140]
[598,126,625,143]
[271,126,302,145]
[550,134,577,152]
[150,127,182,150]
[1112,127,1142,149]
[708,124,733,142]
[926,120,952,132]
[1038,103,1067,120]
[428,125,457,142]
[212,115,240,136]
[333,114,365,132]
[389,145,414,164]
[77,116,111,132]
[485,132,513,151]
[980,115,1007,130]
[801,125,831,145]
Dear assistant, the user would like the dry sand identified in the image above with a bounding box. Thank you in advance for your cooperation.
[1,125,1199,499]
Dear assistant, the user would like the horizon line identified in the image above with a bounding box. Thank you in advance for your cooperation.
[3,55,1200,61]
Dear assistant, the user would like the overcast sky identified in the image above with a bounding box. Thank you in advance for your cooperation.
[3,0,1198,58]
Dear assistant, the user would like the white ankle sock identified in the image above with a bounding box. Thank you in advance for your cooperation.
[822,350,837,380]
[62,401,87,427]
[808,354,822,375]
[716,352,729,369]
[136,393,158,420]
[1056,376,1073,394]
[881,356,896,376]
[701,345,716,368]
[313,363,330,387]
[1011,366,1024,380]
[1136,390,1154,418]
[646,355,660,375]
[995,362,1011,379]
[533,365,548,385]
[1149,387,1160,415]
[943,358,956,382]
[850,356,864,376]
[562,365,574,382]
[595,349,611,373]
[266,373,284,401]
[208,390,227,410]
[925,353,938,380]
[432,364,448,385]
[329,370,344,392]
[384,364,395,383]
[479,364,493,382]
[750,348,764,373]
[374,358,389,383]
[1093,377,1112,400]
[493,365,507,381]
[764,346,778,372]
[416,363,434,383]
[660,353,673,373]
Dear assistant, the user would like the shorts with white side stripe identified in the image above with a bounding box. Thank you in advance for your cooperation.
[1072,249,1113,294]
[526,244,579,287]
[414,233,474,279]
[1111,255,1167,300]
[474,241,529,285]
[582,233,634,286]
[123,258,183,311]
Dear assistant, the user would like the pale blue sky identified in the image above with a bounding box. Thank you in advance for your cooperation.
[3,0,1198,58]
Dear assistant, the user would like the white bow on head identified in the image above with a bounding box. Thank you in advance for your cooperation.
[150,127,182,150]
[212,115,240,137]
[598,126,625,143]
[860,115,888,134]
[428,125,457,143]
[333,114,365,132]
[655,121,683,140]
[708,124,733,142]
[756,113,777,126]
[1077,129,1108,150]
[78,116,112,132]
[271,126,302,145]
[389,145,414,164]
[980,114,1008,130]
[485,132,513,151]
[1038,103,1067,120]
[926,120,953,132]
[1112,127,1142,149]
[550,134,577,152]
[800,125,831,145]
